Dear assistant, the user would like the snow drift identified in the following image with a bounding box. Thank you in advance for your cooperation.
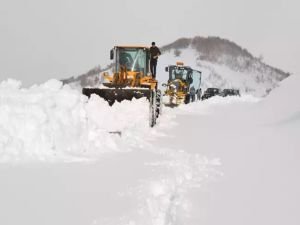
[0,79,168,162]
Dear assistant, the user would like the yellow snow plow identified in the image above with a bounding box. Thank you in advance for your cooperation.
[163,62,202,107]
[82,46,162,127]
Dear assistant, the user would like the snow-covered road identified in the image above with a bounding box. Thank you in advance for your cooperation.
[0,74,299,225]
[0,115,218,225]
[156,94,300,225]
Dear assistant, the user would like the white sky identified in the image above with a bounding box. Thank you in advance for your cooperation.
[0,0,299,86]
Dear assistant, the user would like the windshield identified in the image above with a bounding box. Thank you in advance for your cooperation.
[170,67,190,80]
[117,48,149,75]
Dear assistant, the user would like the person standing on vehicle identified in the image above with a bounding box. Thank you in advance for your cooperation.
[150,42,161,78]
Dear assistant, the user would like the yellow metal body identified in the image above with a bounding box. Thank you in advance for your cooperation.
[164,62,190,105]
[164,63,202,106]
[103,67,157,90]
[164,79,188,105]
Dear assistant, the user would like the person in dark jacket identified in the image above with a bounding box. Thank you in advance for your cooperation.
[149,42,161,78]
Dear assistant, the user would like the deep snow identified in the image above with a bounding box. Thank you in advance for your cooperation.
[0,73,299,225]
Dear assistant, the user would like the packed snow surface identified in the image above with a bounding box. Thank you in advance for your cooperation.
[0,75,299,225]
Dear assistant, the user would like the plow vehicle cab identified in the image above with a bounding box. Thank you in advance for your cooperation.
[82,46,162,127]
[163,62,202,106]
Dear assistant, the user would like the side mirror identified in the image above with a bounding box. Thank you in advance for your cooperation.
[165,67,169,72]
[110,49,114,60]
[162,83,167,87]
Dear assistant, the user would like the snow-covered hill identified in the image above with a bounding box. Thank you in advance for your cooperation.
[158,37,289,96]
[63,36,290,96]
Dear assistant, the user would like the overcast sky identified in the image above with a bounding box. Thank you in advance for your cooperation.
[0,0,299,86]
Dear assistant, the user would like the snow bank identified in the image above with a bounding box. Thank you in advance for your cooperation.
[0,79,168,162]
[1,73,298,163]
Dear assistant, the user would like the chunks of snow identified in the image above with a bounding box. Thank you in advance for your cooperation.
[0,79,157,162]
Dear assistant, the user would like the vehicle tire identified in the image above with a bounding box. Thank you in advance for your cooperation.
[156,89,162,117]
[184,94,190,104]
[191,94,195,102]
[197,89,202,101]
[149,90,157,127]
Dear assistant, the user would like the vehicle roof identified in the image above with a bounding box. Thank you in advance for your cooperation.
[169,65,192,69]
[168,65,201,74]
[115,46,149,50]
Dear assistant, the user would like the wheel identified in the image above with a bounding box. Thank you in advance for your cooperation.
[149,90,157,127]
[197,89,202,100]
[191,94,195,102]
[184,94,190,104]
[156,90,162,117]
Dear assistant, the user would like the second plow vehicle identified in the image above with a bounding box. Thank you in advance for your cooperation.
[163,62,202,107]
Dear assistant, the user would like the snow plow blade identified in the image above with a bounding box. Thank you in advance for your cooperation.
[82,88,151,105]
